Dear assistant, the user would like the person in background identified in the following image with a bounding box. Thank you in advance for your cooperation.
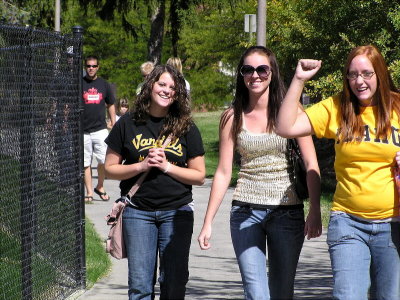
[275,44,400,299]
[108,98,130,128]
[116,98,129,122]
[198,46,321,300]
[136,61,155,95]
[82,55,116,202]
[166,57,191,94]
[105,64,205,299]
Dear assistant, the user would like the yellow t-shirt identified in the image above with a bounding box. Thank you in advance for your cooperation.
[306,96,400,219]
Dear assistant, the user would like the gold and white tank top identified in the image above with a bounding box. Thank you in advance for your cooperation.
[232,116,301,206]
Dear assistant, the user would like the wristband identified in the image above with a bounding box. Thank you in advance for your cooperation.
[163,162,171,173]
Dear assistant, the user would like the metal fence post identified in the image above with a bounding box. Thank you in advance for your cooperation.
[72,25,86,290]
[20,25,34,300]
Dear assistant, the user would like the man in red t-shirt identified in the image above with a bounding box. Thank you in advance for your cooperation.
[82,55,116,202]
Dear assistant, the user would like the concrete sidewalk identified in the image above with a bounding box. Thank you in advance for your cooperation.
[77,171,332,299]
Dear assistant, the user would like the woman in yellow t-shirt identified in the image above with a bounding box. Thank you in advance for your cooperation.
[276,45,400,299]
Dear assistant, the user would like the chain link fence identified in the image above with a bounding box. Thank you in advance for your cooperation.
[0,24,85,300]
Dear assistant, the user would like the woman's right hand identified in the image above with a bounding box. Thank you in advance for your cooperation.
[395,151,400,167]
[198,224,212,250]
[139,154,153,173]
[295,59,322,82]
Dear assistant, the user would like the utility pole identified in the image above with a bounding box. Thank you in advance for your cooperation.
[55,0,60,31]
[257,0,266,46]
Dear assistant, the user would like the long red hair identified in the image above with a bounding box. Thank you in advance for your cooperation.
[339,45,400,142]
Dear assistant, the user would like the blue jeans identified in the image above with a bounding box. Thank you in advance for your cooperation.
[230,205,305,300]
[327,213,400,300]
[122,206,194,300]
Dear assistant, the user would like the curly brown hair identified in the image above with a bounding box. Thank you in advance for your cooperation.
[132,64,192,140]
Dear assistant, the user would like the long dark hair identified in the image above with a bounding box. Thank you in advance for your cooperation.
[220,46,286,144]
[132,64,192,140]
[339,45,400,142]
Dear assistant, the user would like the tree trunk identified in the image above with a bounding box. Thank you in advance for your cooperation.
[147,0,165,64]
[170,0,190,57]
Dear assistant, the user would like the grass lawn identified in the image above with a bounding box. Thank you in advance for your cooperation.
[193,111,240,185]
[193,111,222,179]
[85,218,112,288]
[193,111,333,228]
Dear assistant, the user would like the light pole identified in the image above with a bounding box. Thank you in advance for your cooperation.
[257,0,266,46]
[55,0,60,31]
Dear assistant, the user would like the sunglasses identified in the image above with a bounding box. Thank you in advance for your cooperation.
[86,64,98,68]
[240,65,271,78]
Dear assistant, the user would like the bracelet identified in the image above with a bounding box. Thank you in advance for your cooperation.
[163,162,171,173]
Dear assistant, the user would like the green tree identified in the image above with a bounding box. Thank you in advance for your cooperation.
[78,0,192,63]
[1,0,30,24]
[178,0,257,108]
[267,0,400,99]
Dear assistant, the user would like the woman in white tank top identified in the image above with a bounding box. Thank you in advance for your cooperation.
[198,46,322,300]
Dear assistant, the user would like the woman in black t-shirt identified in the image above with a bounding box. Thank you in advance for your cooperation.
[105,65,205,300]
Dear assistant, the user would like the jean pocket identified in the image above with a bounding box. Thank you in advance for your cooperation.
[230,205,251,222]
[273,208,304,220]
[286,208,304,220]
[230,205,249,213]
[327,214,355,246]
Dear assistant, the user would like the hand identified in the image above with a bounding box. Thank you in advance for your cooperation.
[304,206,322,240]
[295,59,322,82]
[147,148,169,172]
[395,151,400,167]
[139,155,153,173]
[198,224,212,250]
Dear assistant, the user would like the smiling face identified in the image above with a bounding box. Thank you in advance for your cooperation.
[242,53,272,95]
[348,55,378,106]
[149,72,176,116]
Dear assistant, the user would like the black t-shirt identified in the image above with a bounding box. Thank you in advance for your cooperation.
[105,113,205,210]
[82,76,115,133]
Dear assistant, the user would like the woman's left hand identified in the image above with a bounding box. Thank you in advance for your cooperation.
[304,206,322,240]
[147,148,170,172]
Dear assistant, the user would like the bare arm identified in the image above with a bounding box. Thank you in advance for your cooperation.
[198,113,235,250]
[296,136,322,239]
[104,148,148,180]
[161,154,205,186]
[276,60,322,138]
[107,103,116,127]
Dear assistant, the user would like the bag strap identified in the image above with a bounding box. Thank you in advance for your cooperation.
[288,138,302,159]
[126,135,172,199]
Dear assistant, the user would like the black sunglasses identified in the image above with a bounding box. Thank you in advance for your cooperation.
[240,65,271,78]
[86,64,98,68]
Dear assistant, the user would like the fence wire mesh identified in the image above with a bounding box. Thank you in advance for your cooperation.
[0,24,85,300]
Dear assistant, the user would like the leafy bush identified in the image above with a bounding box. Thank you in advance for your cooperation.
[188,67,234,111]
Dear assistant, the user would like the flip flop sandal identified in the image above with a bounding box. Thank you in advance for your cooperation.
[94,188,110,201]
[84,196,94,203]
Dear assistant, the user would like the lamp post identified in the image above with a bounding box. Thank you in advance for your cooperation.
[257,0,266,46]
[55,0,60,31]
